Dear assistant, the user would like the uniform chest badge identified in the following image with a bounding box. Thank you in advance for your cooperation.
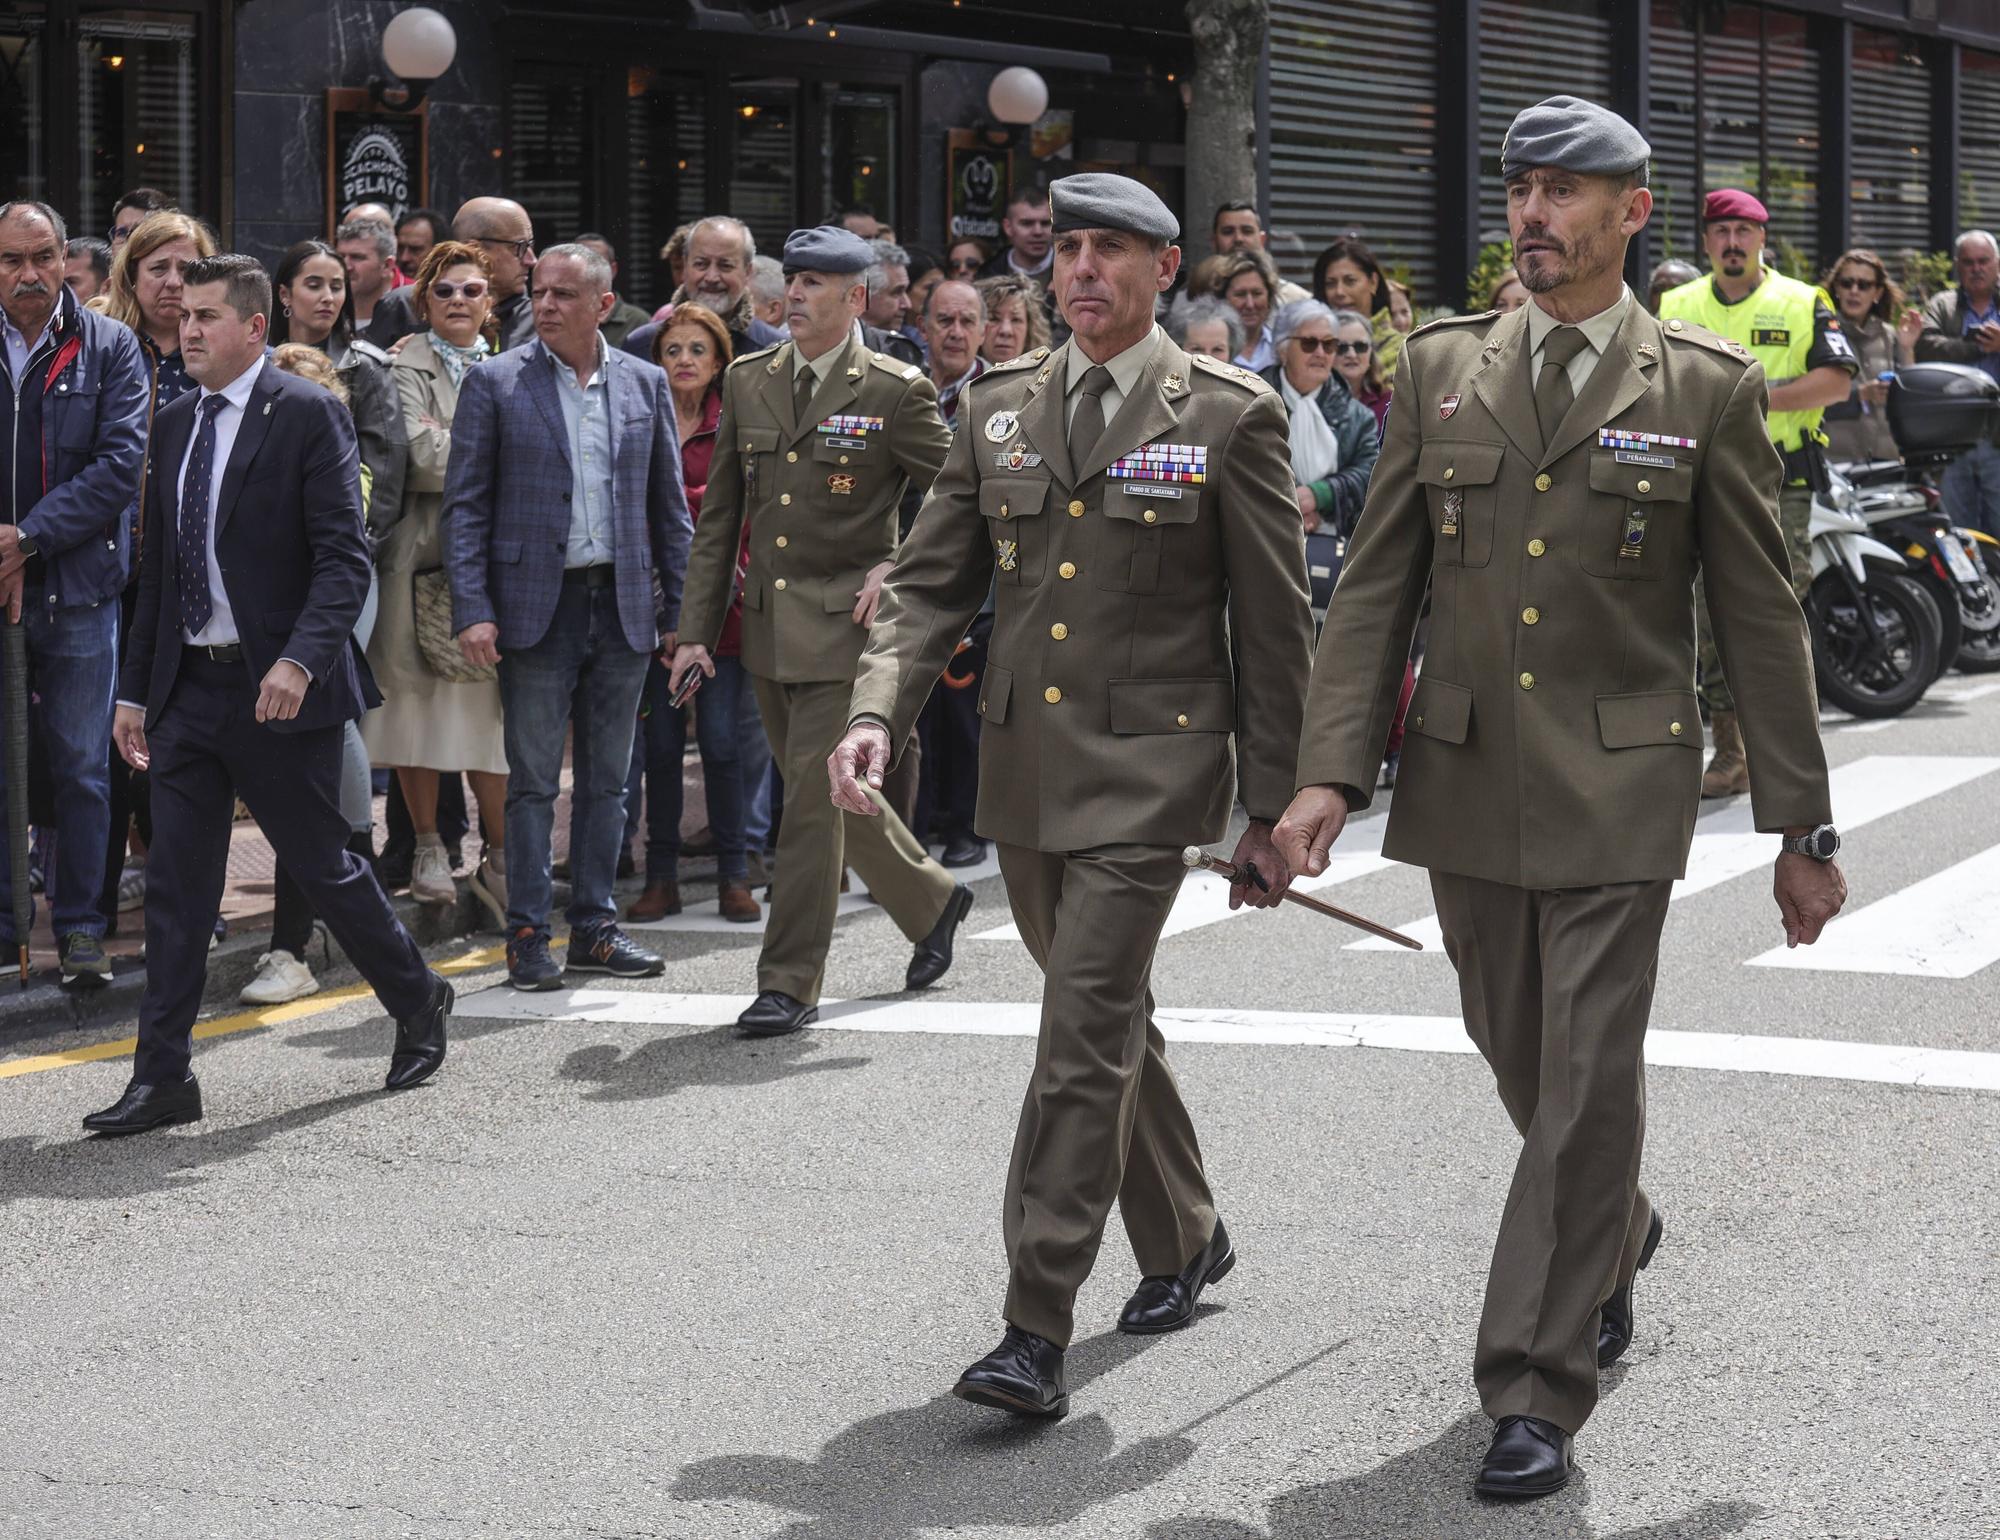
[984,410,1019,443]
[995,538,1019,572]
[1440,489,1463,538]
[996,448,1044,471]
[828,473,858,496]
[1439,393,1461,419]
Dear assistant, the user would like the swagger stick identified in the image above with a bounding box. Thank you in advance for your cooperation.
[1182,846,1425,950]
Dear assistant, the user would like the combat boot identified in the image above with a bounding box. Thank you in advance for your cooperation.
[1701,710,1750,798]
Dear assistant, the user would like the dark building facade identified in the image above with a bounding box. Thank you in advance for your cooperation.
[3,0,1997,310]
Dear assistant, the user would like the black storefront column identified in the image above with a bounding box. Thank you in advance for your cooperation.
[1435,0,1481,309]
[1931,38,1963,254]
[1612,0,1651,290]
[1816,16,1853,267]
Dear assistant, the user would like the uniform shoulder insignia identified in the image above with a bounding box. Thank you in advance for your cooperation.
[1408,309,1497,342]
[1660,317,1755,368]
[866,351,924,382]
[985,350,1042,374]
[1188,351,1273,395]
[732,342,783,368]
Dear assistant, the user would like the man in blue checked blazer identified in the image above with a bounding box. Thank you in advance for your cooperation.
[442,242,692,990]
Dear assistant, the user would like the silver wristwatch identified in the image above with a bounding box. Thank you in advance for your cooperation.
[1781,824,1841,861]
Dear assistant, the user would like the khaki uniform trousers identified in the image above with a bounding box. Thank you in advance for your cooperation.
[996,842,1216,1347]
[750,675,956,1004]
[1430,870,1673,1434]
[1697,482,1815,715]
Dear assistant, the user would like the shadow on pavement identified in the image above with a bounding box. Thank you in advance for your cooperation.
[670,1326,1187,1538]
[557,1025,870,1102]
[0,1087,382,1204]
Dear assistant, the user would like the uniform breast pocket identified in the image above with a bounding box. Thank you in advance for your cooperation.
[738,427,780,493]
[811,434,874,469]
[982,477,1050,585]
[1581,451,1695,580]
[1094,483,1200,594]
[1417,441,1504,569]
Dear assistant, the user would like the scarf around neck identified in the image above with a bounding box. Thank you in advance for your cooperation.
[427,330,489,387]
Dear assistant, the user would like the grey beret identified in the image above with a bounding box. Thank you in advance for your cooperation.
[780,224,874,275]
[1500,95,1650,180]
[1050,173,1179,243]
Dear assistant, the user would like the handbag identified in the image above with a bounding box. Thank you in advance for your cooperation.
[411,566,497,683]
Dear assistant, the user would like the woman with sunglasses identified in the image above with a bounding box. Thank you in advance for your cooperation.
[946,237,991,281]
[1819,248,1923,464]
[361,240,511,925]
[1328,308,1390,435]
[1259,300,1380,537]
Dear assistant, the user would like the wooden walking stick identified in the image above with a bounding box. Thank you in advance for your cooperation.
[1182,845,1424,951]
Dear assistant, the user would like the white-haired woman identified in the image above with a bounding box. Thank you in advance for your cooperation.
[1259,299,1381,536]
[1164,294,1243,362]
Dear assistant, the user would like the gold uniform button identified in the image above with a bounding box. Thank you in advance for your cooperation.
[1670,721,1684,736]
[839,454,850,465]
[1143,509,1158,524]
[1068,499,1086,518]
[1058,561,1077,579]
[1534,473,1553,492]
[785,451,798,463]
[1176,713,1190,728]
[1527,538,1547,557]
[779,493,792,506]
[774,535,788,548]
[1522,606,1540,625]
[1637,478,1652,494]
[1044,686,1063,705]
[774,578,788,591]
[1519,671,1535,690]
[1443,467,1455,482]
[999,504,1010,519]
[1668,318,1685,332]
[1050,623,1068,640]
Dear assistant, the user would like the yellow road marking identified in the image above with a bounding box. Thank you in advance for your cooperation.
[0,941,519,1081]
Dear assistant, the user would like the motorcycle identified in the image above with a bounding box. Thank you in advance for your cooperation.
[1805,473,1945,718]
[1837,462,1978,676]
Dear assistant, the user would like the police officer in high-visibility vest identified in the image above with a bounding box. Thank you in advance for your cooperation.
[1659,188,1857,797]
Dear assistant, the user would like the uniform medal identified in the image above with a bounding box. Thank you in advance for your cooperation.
[995,538,1019,572]
[1440,489,1463,539]
[828,473,857,496]
[984,410,1019,443]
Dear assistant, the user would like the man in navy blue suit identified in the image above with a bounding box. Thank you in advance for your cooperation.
[85,255,451,1136]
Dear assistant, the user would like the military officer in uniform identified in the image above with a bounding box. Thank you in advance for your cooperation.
[1275,99,1847,1497]
[671,226,973,1038]
[829,174,1314,1420]
[1658,189,1857,798]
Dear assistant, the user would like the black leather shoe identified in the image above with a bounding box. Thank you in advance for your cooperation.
[906,884,974,990]
[83,1075,203,1136]
[1598,1208,1665,1367]
[939,833,986,868]
[952,1325,1068,1419]
[1475,1415,1573,1499]
[738,990,817,1037]
[386,973,452,1090]
[1117,1217,1236,1334]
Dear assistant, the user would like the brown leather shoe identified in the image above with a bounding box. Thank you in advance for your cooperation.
[627,880,682,922]
[718,880,761,923]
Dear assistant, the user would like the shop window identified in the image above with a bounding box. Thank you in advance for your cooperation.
[0,5,47,205]
[1851,28,1932,258]
[76,9,199,235]
[728,79,799,260]
[625,68,707,309]
[511,62,597,251]
[825,89,896,234]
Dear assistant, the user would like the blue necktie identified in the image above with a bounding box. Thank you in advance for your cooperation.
[178,394,229,636]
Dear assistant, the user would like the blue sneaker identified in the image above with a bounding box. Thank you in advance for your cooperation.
[506,927,563,991]
[566,924,664,979]
[59,932,111,989]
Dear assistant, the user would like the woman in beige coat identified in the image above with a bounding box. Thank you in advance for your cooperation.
[361,240,510,924]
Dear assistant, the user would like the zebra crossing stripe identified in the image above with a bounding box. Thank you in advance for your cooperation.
[1747,842,2000,978]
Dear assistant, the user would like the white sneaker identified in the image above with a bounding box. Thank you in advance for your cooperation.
[410,836,456,906]
[117,863,146,912]
[240,950,320,1005]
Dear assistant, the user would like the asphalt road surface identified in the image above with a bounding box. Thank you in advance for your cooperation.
[5,677,1999,1539]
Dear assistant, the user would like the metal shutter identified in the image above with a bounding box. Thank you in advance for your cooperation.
[1478,0,1613,246]
[1648,12,1700,261]
[1962,50,2000,237]
[1851,28,1933,257]
[1268,0,1440,303]
[1760,11,1820,271]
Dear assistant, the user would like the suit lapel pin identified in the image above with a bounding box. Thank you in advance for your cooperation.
[1163,373,1185,394]
[1636,343,1658,360]
[847,365,864,378]
[263,402,273,415]
[1439,393,1460,419]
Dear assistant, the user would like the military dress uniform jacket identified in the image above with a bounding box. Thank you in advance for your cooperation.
[680,331,952,684]
[852,329,1316,853]
[1297,300,1832,889]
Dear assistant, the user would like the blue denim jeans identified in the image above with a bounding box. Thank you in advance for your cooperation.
[739,676,773,852]
[1943,439,2000,541]
[0,592,116,942]
[497,576,651,938]
[623,652,749,882]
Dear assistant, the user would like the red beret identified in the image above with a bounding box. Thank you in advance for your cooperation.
[1702,188,1769,225]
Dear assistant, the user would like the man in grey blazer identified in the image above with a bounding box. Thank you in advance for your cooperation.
[442,243,693,990]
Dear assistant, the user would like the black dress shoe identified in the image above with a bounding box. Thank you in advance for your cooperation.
[386,973,452,1090]
[905,884,974,990]
[738,990,817,1037]
[939,832,986,868]
[1598,1208,1665,1367]
[83,1075,203,1136]
[952,1325,1068,1419]
[1475,1414,1573,1498]
[1117,1217,1236,1334]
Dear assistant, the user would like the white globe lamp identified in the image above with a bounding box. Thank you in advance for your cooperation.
[987,67,1049,127]
[382,7,457,85]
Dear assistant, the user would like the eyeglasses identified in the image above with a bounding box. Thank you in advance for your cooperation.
[1835,275,1881,292]
[431,280,490,300]
[1333,340,1371,356]
[108,223,142,244]
[474,236,535,262]
[1289,336,1336,354]
[948,258,981,275]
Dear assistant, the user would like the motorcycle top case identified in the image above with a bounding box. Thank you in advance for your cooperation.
[1888,362,2000,457]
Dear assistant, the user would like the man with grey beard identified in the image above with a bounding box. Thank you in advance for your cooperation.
[621,216,785,363]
